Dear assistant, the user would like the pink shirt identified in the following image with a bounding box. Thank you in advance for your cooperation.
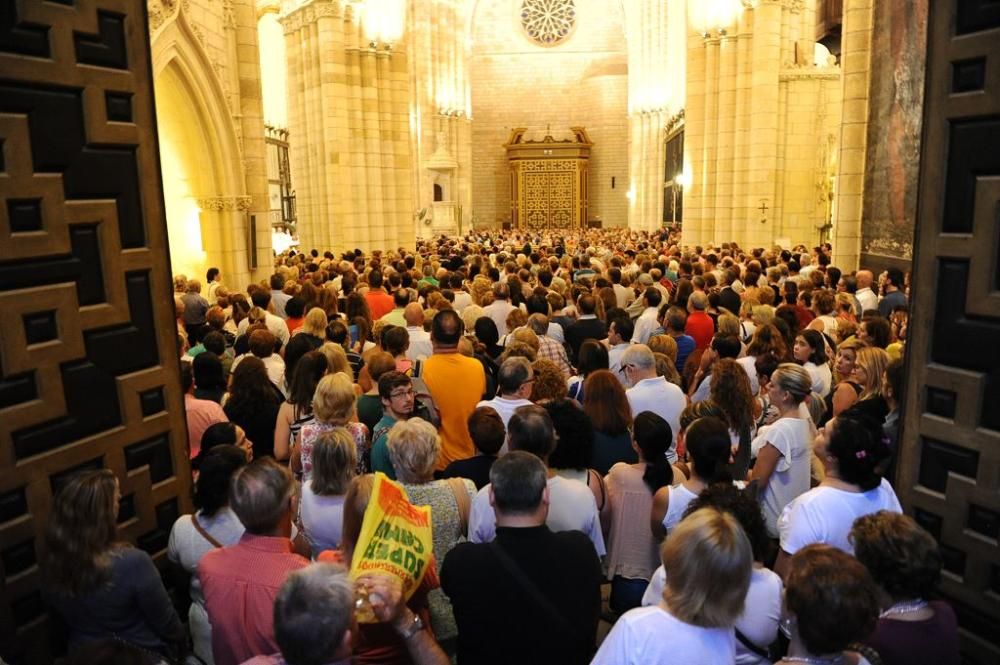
[198,534,308,665]
[184,393,228,459]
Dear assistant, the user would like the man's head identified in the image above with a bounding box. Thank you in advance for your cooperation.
[885,268,904,292]
[270,274,285,291]
[577,294,597,316]
[230,458,295,535]
[710,334,742,360]
[506,404,555,462]
[393,288,410,309]
[643,287,662,309]
[856,270,874,289]
[273,563,355,665]
[378,370,415,420]
[688,291,708,312]
[431,309,464,348]
[493,282,509,301]
[608,316,633,345]
[498,356,534,399]
[488,451,549,524]
[467,407,506,456]
[403,302,424,327]
[620,344,656,385]
[368,269,384,289]
[249,329,276,359]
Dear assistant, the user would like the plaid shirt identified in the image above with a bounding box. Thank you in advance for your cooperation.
[537,335,574,378]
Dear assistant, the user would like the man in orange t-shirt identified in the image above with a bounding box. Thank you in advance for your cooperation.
[364,269,395,321]
[422,310,486,470]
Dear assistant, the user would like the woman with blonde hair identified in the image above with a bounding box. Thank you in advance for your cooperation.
[318,342,353,380]
[46,470,185,659]
[847,346,891,421]
[300,429,357,554]
[460,304,485,333]
[387,418,476,647]
[594,507,752,664]
[748,363,814,539]
[297,306,328,340]
[825,337,866,421]
[293,372,369,479]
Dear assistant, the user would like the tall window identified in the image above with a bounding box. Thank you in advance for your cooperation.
[265,126,296,232]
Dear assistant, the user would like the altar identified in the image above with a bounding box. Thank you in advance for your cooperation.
[504,127,592,229]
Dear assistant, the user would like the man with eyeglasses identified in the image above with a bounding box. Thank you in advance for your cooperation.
[370,371,416,479]
[476,357,536,455]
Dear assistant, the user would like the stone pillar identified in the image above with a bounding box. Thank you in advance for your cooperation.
[832,0,874,269]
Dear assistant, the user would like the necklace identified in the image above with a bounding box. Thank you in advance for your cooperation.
[880,598,928,618]
[781,656,844,665]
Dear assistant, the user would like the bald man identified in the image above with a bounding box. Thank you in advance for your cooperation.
[404,302,433,362]
[855,270,878,314]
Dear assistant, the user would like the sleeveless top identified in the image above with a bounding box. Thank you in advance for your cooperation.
[662,484,699,536]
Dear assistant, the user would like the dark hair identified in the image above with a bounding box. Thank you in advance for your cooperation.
[288,350,328,414]
[754,353,780,383]
[383,326,410,356]
[798,329,828,365]
[193,352,226,391]
[862,317,891,349]
[508,404,556,460]
[199,422,239,462]
[225,357,280,424]
[202,331,226,356]
[284,333,324,389]
[786,545,879,655]
[467,406,506,455]
[633,411,673,492]
[886,267,904,288]
[685,416,733,483]
[643,287,662,308]
[710,334,742,359]
[432,309,463,346]
[884,358,903,402]
[285,296,306,319]
[474,316,500,349]
[377,370,412,401]
[489,451,548,515]
[206,267,220,283]
[683,482,768,562]
[825,414,890,490]
[609,315,634,341]
[194,445,248,517]
[851,511,942,600]
[181,361,194,393]
[545,399,595,470]
[368,269,384,289]
[576,339,609,377]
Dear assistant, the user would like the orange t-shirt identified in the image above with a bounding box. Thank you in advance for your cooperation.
[365,290,394,321]
[422,353,486,470]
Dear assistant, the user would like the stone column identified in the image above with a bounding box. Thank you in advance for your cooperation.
[832,0,874,269]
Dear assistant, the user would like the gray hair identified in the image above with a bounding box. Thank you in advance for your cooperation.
[498,356,533,395]
[526,313,549,336]
[621,344,655,371]
[274,563,354,665]
[490,451,547,515]
[386,418,440,483]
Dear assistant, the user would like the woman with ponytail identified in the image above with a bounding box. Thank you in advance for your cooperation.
[773,413,901,579]
[651,415,734,540]
[604,412,681,614]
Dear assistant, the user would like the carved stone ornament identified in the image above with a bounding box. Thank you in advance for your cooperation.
[148,0,182,32]
[197,196,254,211]
[664,108,685,136]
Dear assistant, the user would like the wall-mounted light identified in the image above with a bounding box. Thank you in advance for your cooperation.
[674,170,692,188]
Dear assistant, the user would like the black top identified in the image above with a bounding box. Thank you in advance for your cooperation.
[441,525,602,665]
[718,286,741,316]
[440,455,497,490]
[46,547,184,657]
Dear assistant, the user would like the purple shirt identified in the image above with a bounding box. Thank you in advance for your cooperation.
[864,601,960,665]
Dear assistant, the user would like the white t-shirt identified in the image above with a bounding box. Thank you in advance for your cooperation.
[469,475,606,556]
[631,307,660,345]
[641,566,782,665]
[626,377,686,462]
[778,477,902,555]
[750,417,813,537]
[803,361,832,398]
[592,604,735,665]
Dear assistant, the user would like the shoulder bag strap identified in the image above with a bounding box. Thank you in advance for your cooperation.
[191,514,224,549]
[734,627,770,660]
[588,468,607,512]
[446,477,471,537]
[487,540,576,638]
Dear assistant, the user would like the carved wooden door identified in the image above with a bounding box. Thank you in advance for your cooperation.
[900,1,1000,662]
[0,2,192,662]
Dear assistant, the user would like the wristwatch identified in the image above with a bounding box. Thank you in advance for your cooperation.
[396,611,425,640]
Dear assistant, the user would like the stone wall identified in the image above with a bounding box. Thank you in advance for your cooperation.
[469,0,629,228]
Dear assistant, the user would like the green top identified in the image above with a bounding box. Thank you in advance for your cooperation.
[370,413,398,480]
[356,394,384,433]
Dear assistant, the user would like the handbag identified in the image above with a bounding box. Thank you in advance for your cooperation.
[190,514,223,549]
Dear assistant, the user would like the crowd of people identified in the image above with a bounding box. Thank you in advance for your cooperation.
[42,227,960,665]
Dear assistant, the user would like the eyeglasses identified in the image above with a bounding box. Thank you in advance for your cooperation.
[390,389,415,399]
[619,364,633,374]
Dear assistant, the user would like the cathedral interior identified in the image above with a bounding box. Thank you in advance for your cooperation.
[0,0,998,663]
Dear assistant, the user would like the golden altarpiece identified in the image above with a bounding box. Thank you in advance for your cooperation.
[504,127,592,229]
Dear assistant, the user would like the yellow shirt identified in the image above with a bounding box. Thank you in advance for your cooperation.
[422,352,486,470]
